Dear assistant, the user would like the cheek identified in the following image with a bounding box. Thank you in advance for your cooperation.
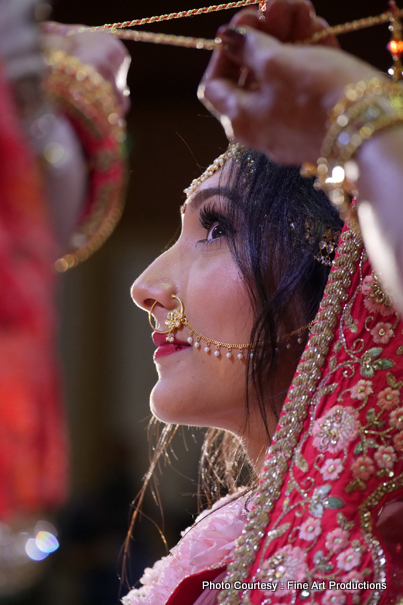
[185,253,253,344]
[148,253,254,431]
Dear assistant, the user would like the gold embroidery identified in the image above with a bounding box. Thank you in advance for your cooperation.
[358,473,403,605]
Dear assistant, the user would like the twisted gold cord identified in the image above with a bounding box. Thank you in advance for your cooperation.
[111,29,217,50]
[302,8,403,45]
[84,1,260,32]
[77,5,403,51]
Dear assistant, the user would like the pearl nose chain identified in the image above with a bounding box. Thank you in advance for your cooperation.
[149,295,314,359]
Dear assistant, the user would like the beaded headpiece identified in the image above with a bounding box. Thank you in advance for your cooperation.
[184,145,237,197]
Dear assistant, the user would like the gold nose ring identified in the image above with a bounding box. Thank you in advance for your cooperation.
[148,294,186,335]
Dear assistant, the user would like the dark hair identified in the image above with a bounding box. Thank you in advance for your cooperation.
[200,146,343,500]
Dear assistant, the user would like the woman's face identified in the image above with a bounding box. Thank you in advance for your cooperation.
[131,168,264,440]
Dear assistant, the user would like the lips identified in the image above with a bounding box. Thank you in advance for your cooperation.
[152,332,191,360]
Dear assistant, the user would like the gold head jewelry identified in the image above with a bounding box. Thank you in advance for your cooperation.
[314,228,341,267]
[149,295,314,359]
[183,145,237,198]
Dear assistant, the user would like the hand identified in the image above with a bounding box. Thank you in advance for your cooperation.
[198,0,380,165]
[41,22,131,115]
[0,0,44,82]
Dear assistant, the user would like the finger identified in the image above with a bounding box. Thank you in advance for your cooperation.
[199,76,268,152]
[228,7,261,29]
[291,1,318,42]
[217,26,281,83]
[257,0,296,42]
[115,54,131,115]
[198,75,248,138]
[211,26,248,80]
[203,7,261,87]
[311,17,339,48]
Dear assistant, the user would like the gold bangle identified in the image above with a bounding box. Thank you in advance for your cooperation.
[306,78,403,223]
[43,49,128,272]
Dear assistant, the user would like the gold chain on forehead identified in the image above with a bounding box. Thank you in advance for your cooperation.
[73,4,403,51]
[184,145,238,197]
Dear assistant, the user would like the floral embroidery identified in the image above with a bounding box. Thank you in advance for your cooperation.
[350,380,372,401]
[341,571,364,593]
[299,517,322,541]
[374,445,397,469]
[336,548,361,571]
[393,430,403,451]
[320,459,343,481]
[376,387,400,411]
[370,322,394,345]
[350,456,375,481]
[312,406,359,454]
[325,528,349,553]
[362,273,393,317]
[322,590,346,605]
[260,545,308,595]
[389,407,403,430]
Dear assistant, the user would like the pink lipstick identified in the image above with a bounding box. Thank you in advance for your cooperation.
[152,333,191,360]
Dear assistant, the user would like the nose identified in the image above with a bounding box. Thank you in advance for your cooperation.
[130,248,179,320]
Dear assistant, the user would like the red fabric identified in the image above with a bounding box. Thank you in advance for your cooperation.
[166,567,227,605]
[0,61,67,519]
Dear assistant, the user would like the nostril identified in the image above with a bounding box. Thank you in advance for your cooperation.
[144,297,158,311]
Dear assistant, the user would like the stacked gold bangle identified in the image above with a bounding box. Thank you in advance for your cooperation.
[43,49,127,272]
[303,78,403,223]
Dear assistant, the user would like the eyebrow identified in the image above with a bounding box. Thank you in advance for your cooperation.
[180,187,237,214]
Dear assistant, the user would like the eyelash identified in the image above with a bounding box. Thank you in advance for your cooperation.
[199,203,232,242]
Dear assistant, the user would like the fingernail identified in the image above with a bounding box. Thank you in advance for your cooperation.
[217,25,247,55]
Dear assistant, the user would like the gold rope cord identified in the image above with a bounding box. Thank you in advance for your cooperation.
[76,4,403,51]
[85,1,261,32]
[110,29,217,50]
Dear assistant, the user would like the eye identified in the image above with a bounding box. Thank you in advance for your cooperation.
[206,222,225,241]
[199,203,231,243]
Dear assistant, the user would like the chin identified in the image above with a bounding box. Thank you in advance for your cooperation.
[150,380,189,425]
[149,379,214,427]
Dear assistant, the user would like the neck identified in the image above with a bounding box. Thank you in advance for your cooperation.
[240,390,288,475]
[240,346,301,475]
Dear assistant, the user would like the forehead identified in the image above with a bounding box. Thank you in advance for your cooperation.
[182,162,234,214]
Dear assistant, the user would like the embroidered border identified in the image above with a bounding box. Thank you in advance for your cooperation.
[359,473,403,605]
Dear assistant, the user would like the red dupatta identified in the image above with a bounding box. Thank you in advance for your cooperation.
[0,61,67,519]
[217,223,403,605]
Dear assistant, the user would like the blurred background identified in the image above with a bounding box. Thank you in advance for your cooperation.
[1,0,395,603]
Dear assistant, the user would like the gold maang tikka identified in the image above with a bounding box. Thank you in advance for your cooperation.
[149,295,314,359]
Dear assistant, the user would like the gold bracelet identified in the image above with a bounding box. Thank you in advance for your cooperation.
[304,78,403,223]
[43,49,128,272]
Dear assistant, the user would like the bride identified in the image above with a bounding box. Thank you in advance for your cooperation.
[125,141,403,605]
[124,2,403,604]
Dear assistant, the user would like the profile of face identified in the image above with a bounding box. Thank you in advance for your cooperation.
[131,165,273,447]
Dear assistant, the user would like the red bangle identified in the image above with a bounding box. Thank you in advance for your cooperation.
[43,49,128,272]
